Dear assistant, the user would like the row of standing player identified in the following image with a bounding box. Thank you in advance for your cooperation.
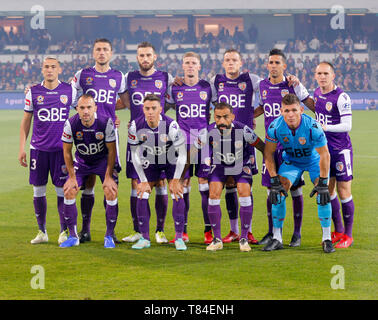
[18,39,353,251]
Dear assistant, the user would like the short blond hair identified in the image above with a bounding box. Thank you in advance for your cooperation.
[183,51,201,62]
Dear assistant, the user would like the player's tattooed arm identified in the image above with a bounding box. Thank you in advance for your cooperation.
[303,96,315,113]
[116,91,130,110]
[164,102,176,113]
[62,142,79,194]
[254,105,264,118]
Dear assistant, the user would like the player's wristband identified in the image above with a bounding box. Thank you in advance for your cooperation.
[318,177,328,187]
[270,176,280,186]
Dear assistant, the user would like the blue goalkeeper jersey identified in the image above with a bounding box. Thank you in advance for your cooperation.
[266,114,327,165]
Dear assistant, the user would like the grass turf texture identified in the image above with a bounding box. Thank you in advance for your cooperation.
[0,109,377,300]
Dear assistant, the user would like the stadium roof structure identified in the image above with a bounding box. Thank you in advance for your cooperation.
[0,0,377,16]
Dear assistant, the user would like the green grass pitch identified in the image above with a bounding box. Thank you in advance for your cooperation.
[0,108,377,300]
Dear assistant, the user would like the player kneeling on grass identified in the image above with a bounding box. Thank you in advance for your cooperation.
[128,94,188,251]
[60,94,119,248]
[187,102,265,252]
[263,93,335,253]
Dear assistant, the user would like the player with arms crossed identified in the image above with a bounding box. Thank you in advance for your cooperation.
[165,51,215,244]
[72,38,127,243]
[263,93,334,253]
[19,57,76,245]
[254,48,315,247]
[314,62,354,248]
[209,49,261,244]
[117,42,174,244]
[60,94,119,248]
[128,94,187,251]
[189,102,265,252]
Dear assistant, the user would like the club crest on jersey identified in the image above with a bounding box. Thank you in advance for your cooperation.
[298,137,306,145]
[243,166,251,175]
[160,134,168,142]
[155,80,163,89]
[37,95,44,104]
[218,83,224,90]
[76,131,83,140]
[86,77,93,86]
[283,136,289,143]
[336,161,344,172]
[60,95,68,105]
[109,79,116,88]
[61,165,68,174]
[326,102,333,112]
[262,90,267,99]
[95,132,104,140]
[177,91,184,99]
[238,82,247,91]
[131,79,138,88]
[200,91,208,101]
[235,140,243,149]
[281,89,289,97]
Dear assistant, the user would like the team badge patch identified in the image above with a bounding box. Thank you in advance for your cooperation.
[235,141,243,149]
[61,165,68,174]
[95,132,104,140]
[86,77,93,86]
[155,80,163,89]
[243,166,251,175]
[177,91,184,99]
[262,90,267,99]
[131,79,138,88]
[298,137,306,145]
[281,89,289,97]
[238,82,247,91]
[283,136,289,143]
[200,91,208,101]
[160,134,168,142]
[109,79,116,88]
[336,161,344,172]
[37,95,44,104]
[60,95,68,105]
[326,102,333,112]
[76,131,83,140]
[219,83,224,90]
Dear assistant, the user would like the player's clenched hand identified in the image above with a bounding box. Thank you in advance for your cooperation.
[114,116,121,129]
[310,177,330,206]
[269,176,288,205]
[18,151,27,167]
[137,182,151,199]
[169,179,183,202]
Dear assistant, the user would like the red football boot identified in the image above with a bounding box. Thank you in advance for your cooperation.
[247,232,259,244]
[222,231,240,243]
[331,231,344,244]
[335,234,354,248]
[204,230,213,244]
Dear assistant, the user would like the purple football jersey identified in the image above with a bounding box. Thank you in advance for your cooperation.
[195,121,260,176]
[125,70,173,121]
[166,79,213,144]
[73,67,126,122]
[314,86,352,153]
[24,81,75,152]
[258,77,310,132]
[62,113,116,165]
[211,72,260,127]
